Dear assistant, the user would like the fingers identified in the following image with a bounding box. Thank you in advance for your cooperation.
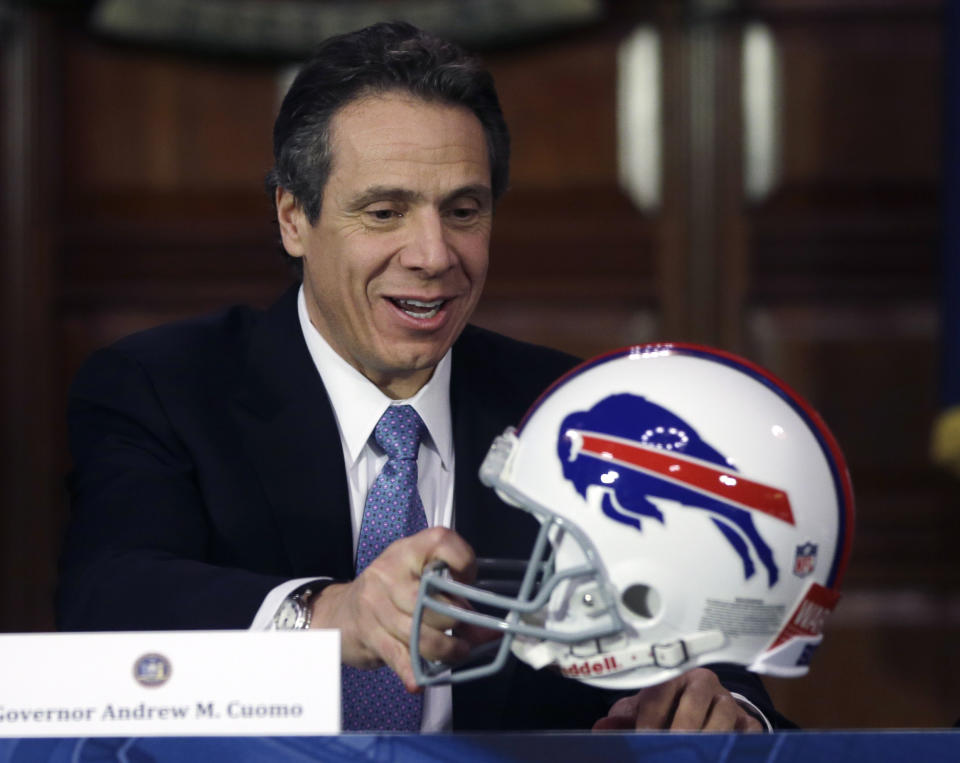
[591,668,766,733]
[735,710,764,733]
[624,675,683,730]
[669,670,715,730]
[453,619,502,646]
[591,716,624,731]
[591,694,643,731]
[670,668,762,732]
[311,527,477,692]
[379,527,476,633]
[701,693,762,732]
[411,526,477,583]
[354,601,468,693]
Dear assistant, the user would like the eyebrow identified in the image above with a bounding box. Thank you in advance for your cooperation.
[346,184,492,211]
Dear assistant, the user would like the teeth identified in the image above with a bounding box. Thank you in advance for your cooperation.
[394,298,444,319]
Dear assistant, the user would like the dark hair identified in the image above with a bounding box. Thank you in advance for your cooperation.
[266,21,510,273]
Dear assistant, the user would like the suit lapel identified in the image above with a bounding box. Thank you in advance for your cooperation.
[450,329,523,729]
[451,328,545,561]
[232,286,355,580]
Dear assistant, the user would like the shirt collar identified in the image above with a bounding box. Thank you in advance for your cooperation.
[296,285,453,471]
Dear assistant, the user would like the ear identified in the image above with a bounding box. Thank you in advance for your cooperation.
[275,187,310,258]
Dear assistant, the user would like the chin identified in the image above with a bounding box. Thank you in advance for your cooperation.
[393,334,456,363]
[393,351,446,374]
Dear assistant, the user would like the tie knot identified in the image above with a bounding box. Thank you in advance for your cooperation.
[374,405,425,461]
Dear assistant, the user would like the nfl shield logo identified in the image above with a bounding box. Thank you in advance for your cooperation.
[794,542,818,577]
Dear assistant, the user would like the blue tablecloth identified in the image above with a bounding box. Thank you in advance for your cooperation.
[0,732,956,762]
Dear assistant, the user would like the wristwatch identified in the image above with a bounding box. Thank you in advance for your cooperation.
[273,580,340,630]
[273,585,315,630]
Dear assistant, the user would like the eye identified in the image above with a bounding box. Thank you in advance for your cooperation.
[367,208,402,222]
[445,204,481,225]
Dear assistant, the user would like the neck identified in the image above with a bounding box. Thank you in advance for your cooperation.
[371,367,434,400]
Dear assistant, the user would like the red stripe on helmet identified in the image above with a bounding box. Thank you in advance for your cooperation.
[577,433,795,525]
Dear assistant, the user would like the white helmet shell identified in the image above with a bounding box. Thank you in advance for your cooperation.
[412,343,854,690]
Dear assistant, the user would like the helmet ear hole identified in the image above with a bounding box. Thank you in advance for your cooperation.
[622,584,660,619]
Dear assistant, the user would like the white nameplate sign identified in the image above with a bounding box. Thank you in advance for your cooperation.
[0,630,340,737]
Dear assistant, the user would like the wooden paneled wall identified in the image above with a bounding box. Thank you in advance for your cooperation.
[0,0,951,728]
[734,1,951,727]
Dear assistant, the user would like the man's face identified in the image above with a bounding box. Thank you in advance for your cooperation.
[279,93,492,399]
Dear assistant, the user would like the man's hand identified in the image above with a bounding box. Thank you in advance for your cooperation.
[308,527,476,692]
[592,668,764,732]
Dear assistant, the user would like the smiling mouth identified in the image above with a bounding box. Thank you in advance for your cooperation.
[390,298,447,319]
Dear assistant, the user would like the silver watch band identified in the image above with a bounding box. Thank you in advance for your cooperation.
[274,580,341,630]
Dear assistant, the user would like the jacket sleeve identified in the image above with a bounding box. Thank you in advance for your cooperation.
[708,662,797,729]
[57,347,288,631]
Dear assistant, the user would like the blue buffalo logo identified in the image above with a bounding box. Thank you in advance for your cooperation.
[558,394,795,587]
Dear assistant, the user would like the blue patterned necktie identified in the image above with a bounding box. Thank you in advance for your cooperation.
[342,405,427,732]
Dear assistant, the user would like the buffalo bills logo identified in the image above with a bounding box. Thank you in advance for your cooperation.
[557,394,795,587]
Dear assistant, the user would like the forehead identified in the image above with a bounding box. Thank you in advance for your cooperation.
[326,93,490,192]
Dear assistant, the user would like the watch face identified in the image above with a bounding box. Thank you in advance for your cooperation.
[275,599,302,629]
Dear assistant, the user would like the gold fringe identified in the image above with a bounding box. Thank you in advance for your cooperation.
[930,405,960,476]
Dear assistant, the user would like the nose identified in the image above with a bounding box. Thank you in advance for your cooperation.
[398,211,455,276]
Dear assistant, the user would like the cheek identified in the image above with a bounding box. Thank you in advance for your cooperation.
[469,259,489,293]
[322,253,371,301]
[459,239,490,284]
[307,262,367,324]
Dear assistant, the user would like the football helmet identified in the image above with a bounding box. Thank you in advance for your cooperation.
[411,343,854,690]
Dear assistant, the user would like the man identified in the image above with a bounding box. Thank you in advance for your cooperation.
[58,21,783,732]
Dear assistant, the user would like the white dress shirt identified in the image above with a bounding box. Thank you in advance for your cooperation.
[250,286,454,732]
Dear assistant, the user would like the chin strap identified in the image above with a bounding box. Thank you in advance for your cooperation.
[514,630,726,680]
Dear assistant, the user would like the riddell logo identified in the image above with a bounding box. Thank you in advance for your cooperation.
[561,656,620,677]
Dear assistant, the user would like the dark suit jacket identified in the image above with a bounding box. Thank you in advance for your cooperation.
[57,285,786,730]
